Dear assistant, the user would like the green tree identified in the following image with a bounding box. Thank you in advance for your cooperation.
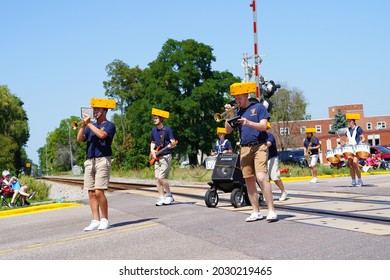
[0,85,30,172]
[38,116,85,172]
[269,87,308,150]
[103,60,143,169]
[136,39,239,165]
[328,109,347,134]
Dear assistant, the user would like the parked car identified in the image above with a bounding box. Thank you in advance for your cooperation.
[278,149,307,167]
[370,146,390,162]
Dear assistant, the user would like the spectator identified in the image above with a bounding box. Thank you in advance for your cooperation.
[1,170,35,207]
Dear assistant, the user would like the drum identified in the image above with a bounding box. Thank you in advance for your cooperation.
[355,143,370,159]
[205,156,217,170]
[333,147,343,159]
[342,144,356,157]
[326,149,340,164]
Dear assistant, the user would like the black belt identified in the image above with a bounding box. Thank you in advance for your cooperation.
[240,141,264,147]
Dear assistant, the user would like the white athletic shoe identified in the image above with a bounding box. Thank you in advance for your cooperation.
[246,212,263,222]
[98,218,110,230]
[84,220,100,231]
[279,191,288,201]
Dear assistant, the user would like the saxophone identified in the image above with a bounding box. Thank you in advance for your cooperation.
[305,141,313,161]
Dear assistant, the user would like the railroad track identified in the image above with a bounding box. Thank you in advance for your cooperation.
[40,176,390,227]
[39,176,156,191]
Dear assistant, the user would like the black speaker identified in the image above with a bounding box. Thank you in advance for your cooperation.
[212,154,245,185]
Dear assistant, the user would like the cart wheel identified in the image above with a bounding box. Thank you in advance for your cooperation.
[231,188,244,208]
[258,193,264,205]
[243,191,263,206]
[205,189,219,208]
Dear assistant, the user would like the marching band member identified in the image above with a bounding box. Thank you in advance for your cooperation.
[343,113,365,187]
[225,82,277,222]
[150,108,177,206]
[77,98,116,231]
[210,127,233,156]
[303,128,321,183]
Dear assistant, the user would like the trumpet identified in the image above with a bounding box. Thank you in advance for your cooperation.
[214,107,236,122]
[71,121,85,130]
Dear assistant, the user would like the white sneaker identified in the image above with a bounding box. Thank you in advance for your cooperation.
[163,196,174,205]
[155,197,165,206]
[350,180,356,187]
[356,179,363,187]
[310,178,318,183]
[246,212,263,222]
[84,220,100,231]
[266,210,278,221]
[98,218,110,230]
[279,191,288,201]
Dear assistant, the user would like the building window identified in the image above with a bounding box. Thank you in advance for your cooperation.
[315,125,322,133]
[377,121,386,129]
[329,124,333,131]
[280,127,290,135]
[301,126,306,134]
[367,123,372,130]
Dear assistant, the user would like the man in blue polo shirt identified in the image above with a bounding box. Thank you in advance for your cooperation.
[150,108,177,206]
[225,82,277,222]
[77,98,116,231]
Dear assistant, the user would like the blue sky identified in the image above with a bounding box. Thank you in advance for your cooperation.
[1,0,389,165]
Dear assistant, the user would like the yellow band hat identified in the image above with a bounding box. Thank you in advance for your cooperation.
[151,108,170,119]
[346,113,360,120]
[305,128,316,133]
[90,98,116,109]
[217,127,226,134]
[230,82,256,96]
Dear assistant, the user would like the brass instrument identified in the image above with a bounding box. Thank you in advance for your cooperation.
[214,107,236,122]
[71,121,85,130]
[305,141,313,161]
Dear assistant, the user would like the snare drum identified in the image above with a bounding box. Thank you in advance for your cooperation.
[355,143,370,159]
[342,144,356,158]
[333,147,343,159]
[326,149,340,164]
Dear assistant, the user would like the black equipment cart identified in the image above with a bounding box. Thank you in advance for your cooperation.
[204,153,264,208]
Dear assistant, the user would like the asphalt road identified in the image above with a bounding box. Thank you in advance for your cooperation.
[1,174,390,261]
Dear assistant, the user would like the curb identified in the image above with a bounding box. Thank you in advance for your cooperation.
[0,202,83,218]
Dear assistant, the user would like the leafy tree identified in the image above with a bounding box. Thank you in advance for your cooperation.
[135,39,240,165]
[269,87,308,150]
[103,60,143,169]
[0,85,30,172]
[328,109,347,134]
[38,116,85,173]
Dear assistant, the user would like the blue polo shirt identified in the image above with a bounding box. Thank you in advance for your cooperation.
[151,126,174,156]
[267,132,278,159]
[236,102,269,145]
[84,121,116,158]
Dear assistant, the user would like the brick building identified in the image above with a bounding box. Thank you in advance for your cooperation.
[270,104,390,164]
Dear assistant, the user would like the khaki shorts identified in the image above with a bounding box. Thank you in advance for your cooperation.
[308,154,319,167]
[83,156,112,191]
[240,143,268,178]
[268,156,281,181]
[154,154,172,179]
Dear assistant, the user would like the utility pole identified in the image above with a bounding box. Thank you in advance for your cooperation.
[68,123,74,171]
[250,0,262,100]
